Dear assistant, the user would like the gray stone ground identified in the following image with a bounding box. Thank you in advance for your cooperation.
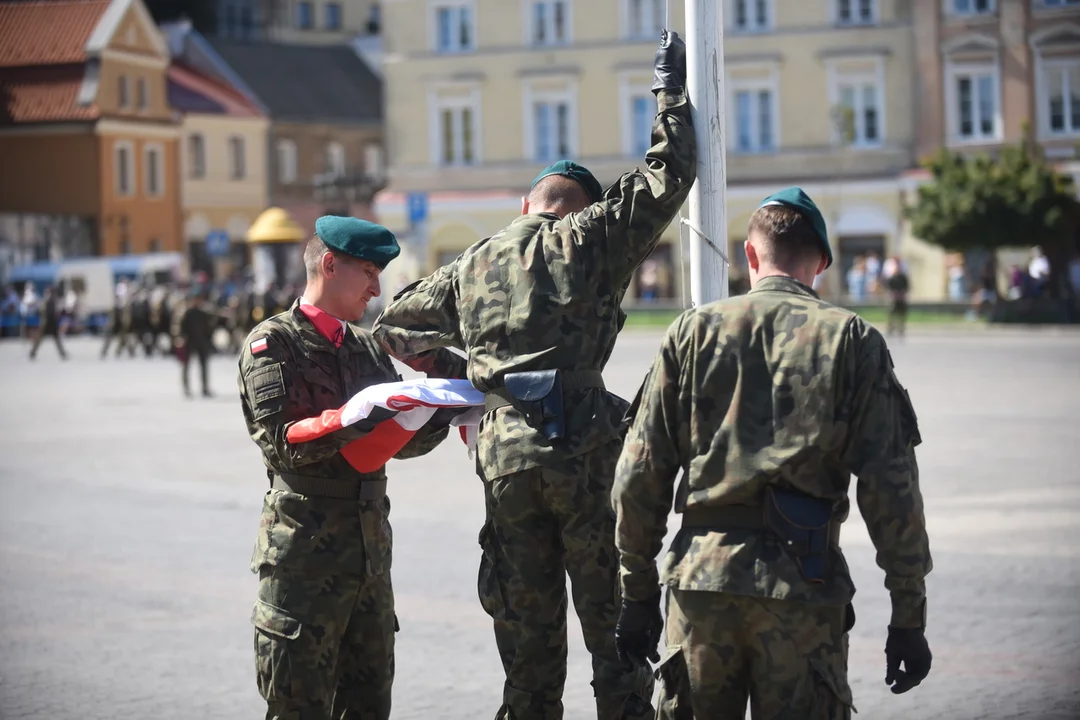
[1,328,1079,720]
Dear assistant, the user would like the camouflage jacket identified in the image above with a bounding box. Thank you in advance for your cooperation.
[373,87,696,479]
[237,300,449,482]
[611,276,932,628]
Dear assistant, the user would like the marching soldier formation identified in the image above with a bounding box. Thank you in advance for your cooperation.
[235,30,932,720]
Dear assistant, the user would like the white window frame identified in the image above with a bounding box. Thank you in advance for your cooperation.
[1037,56,1080,138]
[431,1,476,54]
[143,142,164,197]
[727,71,780,154]
[364,142,385,180]
[428,84,482,166]
[526,0,572,47]
[949,0,995,15]
[229,135,246,179]
[618,77,658,157]
[729,0,773,34]
[326,141,346,177]
[826,59,886,148]
[114,140,134,196]
[188,133,205,179]
[622,0,664,40]
[834,0,877,26]
[944,59,1003,145]
[523,82,579,163]
[277,139,297,184]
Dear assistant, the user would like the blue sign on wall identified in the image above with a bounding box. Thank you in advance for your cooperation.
[206,229,231,257]
[407,192,428,226]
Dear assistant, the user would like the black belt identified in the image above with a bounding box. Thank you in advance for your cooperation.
[271,472,386,501]
[681,504,842,543]
[484,369,605,413]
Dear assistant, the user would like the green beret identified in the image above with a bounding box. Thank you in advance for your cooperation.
[530,160,604,204]
[314,216,400,270]
[758,186,833,268]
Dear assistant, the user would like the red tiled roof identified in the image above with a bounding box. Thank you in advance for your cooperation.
[0,64,99,124]
[0,0,110,68]
[167,62,265,118]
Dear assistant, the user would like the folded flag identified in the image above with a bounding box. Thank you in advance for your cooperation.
[286,378,486,472]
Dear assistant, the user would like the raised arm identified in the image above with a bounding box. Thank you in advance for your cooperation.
[571,31,697,286]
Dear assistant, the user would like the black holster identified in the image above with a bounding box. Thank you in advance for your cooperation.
[763,486,836,584]
[503,370,566,441]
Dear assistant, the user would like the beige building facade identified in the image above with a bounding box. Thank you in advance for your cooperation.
[377,0,923,302]
[901,0,1080,299]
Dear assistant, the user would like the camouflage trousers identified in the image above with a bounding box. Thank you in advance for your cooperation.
[477,441,655,720]
[251,490,397,720]
[656,590,854,720]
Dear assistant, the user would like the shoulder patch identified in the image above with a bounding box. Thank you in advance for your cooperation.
[250,337,268,354]
[248,362,286,405]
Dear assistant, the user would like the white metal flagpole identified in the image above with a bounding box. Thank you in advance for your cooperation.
[683,0,728,305]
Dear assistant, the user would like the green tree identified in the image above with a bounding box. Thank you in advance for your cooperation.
[904,137,1079,301]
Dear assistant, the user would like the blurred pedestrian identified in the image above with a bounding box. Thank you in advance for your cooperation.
[884,255,910,337]
[173,289,215,398]
[29,286,67,361]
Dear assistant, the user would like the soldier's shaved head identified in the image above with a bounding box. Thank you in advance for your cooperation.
[525,175,593,218]
[303,235,331,279]
[746,204,827,279]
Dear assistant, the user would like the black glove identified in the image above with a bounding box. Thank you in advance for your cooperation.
[651,30,687,94]
[615,595,663,665]
[885,627,932,694]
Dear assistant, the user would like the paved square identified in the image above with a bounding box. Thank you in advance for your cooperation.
[1,328,1078,719]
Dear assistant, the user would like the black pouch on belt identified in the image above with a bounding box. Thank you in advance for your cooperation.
[763,486,835,584]
[503,370,565,441]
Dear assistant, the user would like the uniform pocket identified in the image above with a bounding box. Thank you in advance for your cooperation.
[477,520,506,621]
[251,599,301,702]
[655,646,693,720]
[809,656,856,720]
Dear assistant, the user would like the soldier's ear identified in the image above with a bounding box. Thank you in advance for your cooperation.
[521,196,529,215]
[745,239,759,272]
[321,251,335,278]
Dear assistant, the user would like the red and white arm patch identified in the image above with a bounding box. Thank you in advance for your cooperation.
[250,337,269,354]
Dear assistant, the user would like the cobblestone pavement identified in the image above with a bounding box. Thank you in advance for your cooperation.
[1,329,1079,719]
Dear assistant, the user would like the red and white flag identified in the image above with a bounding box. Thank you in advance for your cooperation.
[286,379,485,472]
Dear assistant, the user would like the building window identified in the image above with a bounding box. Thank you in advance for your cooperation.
[948,64,1000,141]
[625,89,658,156]
[531,1,569,46]
[326,2,342,29]
[533,101,570,162]
[436,101,477,166]
[434,3,473,53]
[732,84,777,153]
[364,141,385,179]
[831,68,884,147]
[732,0,771,32]
[277,139,297,183]
[297,1,313,28]
[145,144,164,196]
[114,142,133,196]
[326,141,346,176]
[118,75,129,108]
[136,77,148,110]
[240,7,253,37]
[951,0,994,13]
[188,134,205,179]
[224,5,237,36]
[367,3,381,33]
[229,136,246,179]
[836,0,875,25]
[149,238,162,253]
[1043,60,1080,135]
[119,239,132,255]
[626,0,663,39]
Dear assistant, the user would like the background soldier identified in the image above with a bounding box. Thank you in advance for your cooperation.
[238,216,449,720]
[611,187,933,720]
[372,31,695,720]
[100,282,136,359]
[172,289,215,398]
[28,285,67,361]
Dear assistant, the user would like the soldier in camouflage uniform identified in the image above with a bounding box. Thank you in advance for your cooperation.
[238,216,450,720]
[611,187,933,720]
[372,31,694,720]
